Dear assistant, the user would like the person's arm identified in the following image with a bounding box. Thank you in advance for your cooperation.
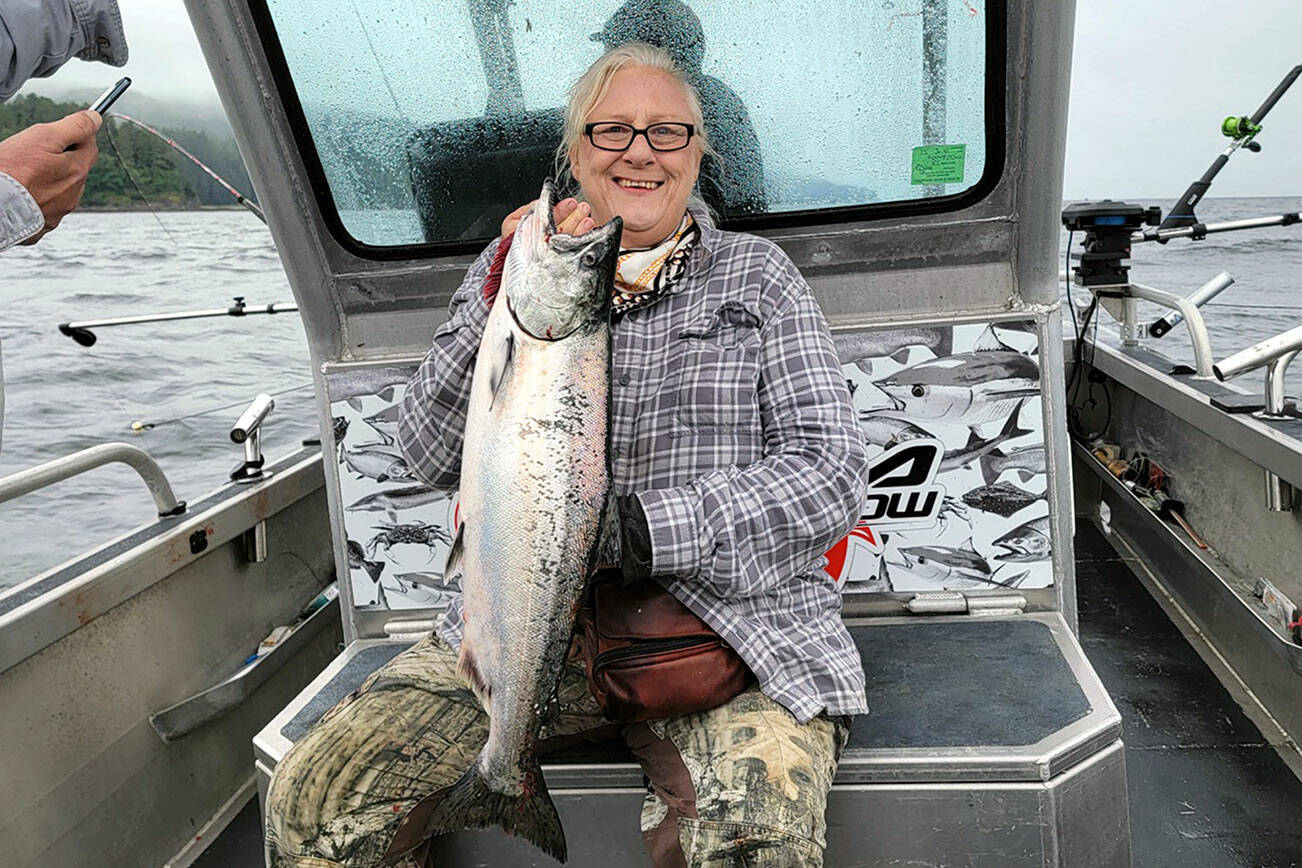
[633,251,870,599]
[0,0,128,100]
[397,239,501,490]
[0,165,41,248]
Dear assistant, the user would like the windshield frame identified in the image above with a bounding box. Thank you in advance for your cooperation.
[247,0,1007,261]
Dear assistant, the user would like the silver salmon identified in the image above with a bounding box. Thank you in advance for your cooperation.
[427,180,621,862]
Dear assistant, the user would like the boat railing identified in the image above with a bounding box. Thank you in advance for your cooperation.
[0,442,186,517]
[1114,282,1217,378]
[1213,325,1302,511]
[1061,272,1218,378]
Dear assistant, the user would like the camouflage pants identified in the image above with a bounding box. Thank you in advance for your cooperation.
[265,634,848,868]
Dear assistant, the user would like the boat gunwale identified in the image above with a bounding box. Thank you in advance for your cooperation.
[0,448,325,675]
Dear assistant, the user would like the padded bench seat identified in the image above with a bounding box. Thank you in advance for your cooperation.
[255,613,1129,866]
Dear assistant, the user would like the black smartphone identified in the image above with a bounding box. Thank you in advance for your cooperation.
[90,77,131,115]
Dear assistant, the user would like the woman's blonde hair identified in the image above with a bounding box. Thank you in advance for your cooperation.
[554,42,715,203]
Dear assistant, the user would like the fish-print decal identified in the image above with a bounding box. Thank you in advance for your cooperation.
[992,516,1052,563]
[873,350,1040,429]
[961,481,1040,518]
[827,320,1054,593]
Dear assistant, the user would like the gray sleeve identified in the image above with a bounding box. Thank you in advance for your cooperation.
[0,169,43,250]
[1,0,128,101]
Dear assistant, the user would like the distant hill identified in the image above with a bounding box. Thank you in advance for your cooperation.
[20,87,234,137]
[0,92,256,210]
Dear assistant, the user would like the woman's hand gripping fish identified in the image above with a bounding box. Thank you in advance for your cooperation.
[426,180,622,862]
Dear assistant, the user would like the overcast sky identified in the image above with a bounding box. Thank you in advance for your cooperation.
[18,0,1302,198]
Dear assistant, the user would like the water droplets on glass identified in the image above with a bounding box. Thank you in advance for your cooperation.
[263,0,987,247]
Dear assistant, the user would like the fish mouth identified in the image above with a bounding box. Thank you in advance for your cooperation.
[992,542,1031,561]
[540,178,558,236]
[888,549,916,569]
[873,384,907,412]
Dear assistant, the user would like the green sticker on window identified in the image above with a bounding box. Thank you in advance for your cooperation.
[911,144,967,185]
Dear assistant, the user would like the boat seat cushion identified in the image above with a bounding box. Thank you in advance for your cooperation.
[280,619,1091,762]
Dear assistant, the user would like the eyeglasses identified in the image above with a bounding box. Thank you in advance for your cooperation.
[583,122,695,152]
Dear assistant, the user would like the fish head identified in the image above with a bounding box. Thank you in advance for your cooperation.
[874,380,969,418]
[886,545,947,581]
[507,179,623,341]
[992,517,1052,562]
[872,356,976,417]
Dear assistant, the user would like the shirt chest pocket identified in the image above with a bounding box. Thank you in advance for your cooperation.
[670,302,763,429]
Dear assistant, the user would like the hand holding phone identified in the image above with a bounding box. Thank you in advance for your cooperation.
[90,77,132,115]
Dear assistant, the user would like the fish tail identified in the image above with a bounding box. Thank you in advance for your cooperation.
[362,558,385,583]
[427,761,567,863]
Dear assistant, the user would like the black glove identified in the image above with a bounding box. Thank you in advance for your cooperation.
[618,493,653,584]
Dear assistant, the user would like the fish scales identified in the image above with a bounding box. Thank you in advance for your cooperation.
[462,315,608,774]
[427,180,621,863]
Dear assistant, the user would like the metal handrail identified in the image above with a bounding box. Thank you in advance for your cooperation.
[0,443,185,517]
[1059,275,1218,378]
[1213,324,1302,394]
[1213,325,1302,512]
[1124,283,1216,378]
[1265,350,1300,419]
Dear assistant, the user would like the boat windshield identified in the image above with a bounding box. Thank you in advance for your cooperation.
[255,0,994,252]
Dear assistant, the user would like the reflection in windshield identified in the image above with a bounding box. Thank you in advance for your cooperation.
[264,0,988,248]
[590,0,766,217]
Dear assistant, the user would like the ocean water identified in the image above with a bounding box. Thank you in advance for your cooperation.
[1,198,1300,587]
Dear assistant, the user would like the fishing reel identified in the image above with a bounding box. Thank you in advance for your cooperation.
[1221,115,1263,150]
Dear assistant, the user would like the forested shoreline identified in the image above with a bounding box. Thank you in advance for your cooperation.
[0,95,257,210]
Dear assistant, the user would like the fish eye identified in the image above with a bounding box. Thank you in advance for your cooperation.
[581,250,599,267]
[917,556,927,564]
[911,385,926,398]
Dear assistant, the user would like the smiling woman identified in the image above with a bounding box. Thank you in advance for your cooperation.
[265,39,874,868]
[562,45,706,247]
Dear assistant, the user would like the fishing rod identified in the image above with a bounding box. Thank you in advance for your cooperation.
[59,297,297,347]
[109,112,267,224]
[1158,63,1301,231]
[1064,63,1302,337]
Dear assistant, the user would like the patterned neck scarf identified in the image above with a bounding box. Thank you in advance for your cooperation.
[611,213,699,317]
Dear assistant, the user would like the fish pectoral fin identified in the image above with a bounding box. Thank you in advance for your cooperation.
[444,523,466,585]
[457,641,491,710]
[487,330,515,408]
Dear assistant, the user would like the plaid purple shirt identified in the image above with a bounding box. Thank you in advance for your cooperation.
[399,209,870,721]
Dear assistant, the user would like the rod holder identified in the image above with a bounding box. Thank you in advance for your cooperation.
[1215,329,1302,512]
[1214,324,1302,384]
[230,394,274,485]
[1111,282,1216,378]
[243,521,268,563]
[1148,272,1234,338]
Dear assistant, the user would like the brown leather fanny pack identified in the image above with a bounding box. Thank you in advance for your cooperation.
[576,570,753,723]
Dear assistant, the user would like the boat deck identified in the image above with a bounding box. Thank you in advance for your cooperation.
[197,522,1302,867]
